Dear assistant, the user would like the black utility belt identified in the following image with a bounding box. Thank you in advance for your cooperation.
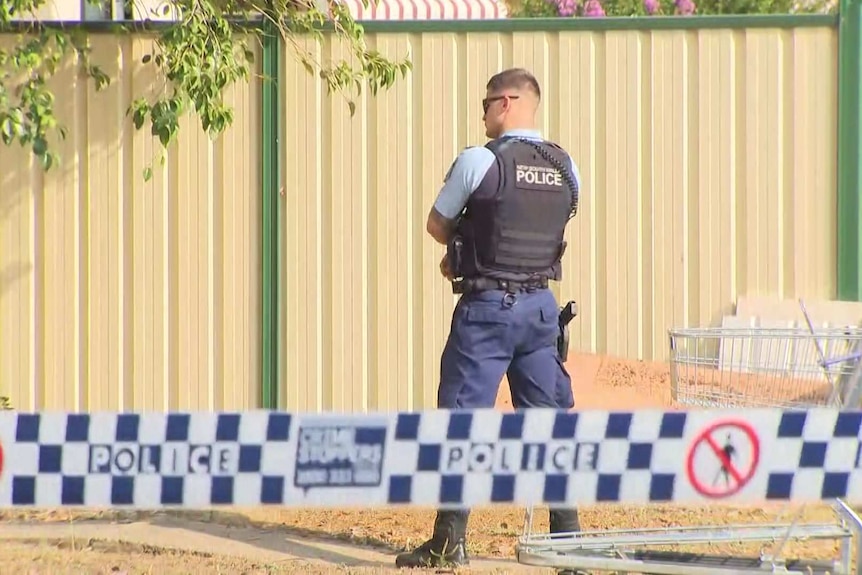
[452,276,549,294]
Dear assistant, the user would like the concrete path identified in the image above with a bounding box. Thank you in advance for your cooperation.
[0,516,550,573]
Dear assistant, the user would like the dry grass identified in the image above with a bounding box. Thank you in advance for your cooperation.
[0,539,298,574]
[1,501,854,567]
[0,535,520,574]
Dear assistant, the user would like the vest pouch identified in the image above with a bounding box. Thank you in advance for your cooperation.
[493,227,564,276]
[447,236,464,278]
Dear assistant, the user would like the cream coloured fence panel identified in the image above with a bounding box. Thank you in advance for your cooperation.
[279,25,838,412]
[0,35,262,412]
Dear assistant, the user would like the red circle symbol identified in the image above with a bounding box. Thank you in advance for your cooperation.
[685,419,760,499]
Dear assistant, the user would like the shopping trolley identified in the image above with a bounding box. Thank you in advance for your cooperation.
[516,300,862,574]
[668,301,862,410]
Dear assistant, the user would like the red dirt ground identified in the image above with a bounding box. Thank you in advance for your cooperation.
[494,351,674,411]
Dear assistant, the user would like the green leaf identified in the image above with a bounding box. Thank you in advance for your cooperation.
[143,167,153,182]
[1,118,16,144]
[0,0,412,182]
[33,136,47,157]
[39,151,54,171]
[157,126,172,147]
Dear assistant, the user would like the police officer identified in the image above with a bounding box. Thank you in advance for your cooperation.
[395,68,587,575]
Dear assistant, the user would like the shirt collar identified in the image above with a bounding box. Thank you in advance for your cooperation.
[501,128,543,139]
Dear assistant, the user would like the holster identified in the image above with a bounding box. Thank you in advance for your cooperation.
[447,236,465,293]
[556,300,578,362]
[447,236,463,275]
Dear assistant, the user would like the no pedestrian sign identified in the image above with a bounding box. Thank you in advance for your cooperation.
[686,419,760,499]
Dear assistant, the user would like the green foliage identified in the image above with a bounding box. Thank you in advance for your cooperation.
[508,0,559,17]
[694,0,807,14]
[0,1,110,170]
[0,396,11,410]
[0,0,412,180]
[513,0,835,17]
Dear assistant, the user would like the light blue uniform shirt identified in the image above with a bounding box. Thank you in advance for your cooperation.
[432,129,582,220]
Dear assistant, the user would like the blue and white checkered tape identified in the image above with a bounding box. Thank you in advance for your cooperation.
[0,408,859,508]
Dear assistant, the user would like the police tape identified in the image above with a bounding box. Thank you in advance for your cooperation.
[0,408,859,508]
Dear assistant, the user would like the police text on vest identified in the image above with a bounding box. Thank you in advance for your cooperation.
[515,164,563,187]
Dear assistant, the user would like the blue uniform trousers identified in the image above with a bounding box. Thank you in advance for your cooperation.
[438,288,574,410]
[411,288,581,573]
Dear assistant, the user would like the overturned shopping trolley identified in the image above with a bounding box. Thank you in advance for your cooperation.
[516,301,862,574]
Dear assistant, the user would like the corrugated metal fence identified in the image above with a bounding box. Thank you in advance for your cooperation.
[0,19,840,412]
[0,35,262,412]
[280,23,839,412]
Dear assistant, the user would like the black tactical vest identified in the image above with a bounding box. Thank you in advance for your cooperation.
[454,136,578,285]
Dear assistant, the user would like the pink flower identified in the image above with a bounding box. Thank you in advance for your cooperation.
[582,0,605,16]
[644,0,658,13]
[556,0,577,16]
[545,0,577,16]
[674,0,695,14]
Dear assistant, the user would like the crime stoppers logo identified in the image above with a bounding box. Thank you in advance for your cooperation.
[294,418,387,491]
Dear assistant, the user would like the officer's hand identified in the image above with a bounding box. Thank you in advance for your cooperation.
[439,254,454,280]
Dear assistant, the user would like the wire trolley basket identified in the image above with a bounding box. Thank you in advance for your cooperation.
[668,309,862,410]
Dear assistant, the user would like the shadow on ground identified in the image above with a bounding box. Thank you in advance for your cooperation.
[0,509,541,573]
[146,510,400,568]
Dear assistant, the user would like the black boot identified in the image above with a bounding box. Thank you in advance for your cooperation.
[549,508,590,575]
[549,507,581,534]
[395,509,470,568]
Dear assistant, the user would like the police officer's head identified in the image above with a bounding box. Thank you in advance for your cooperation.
[482,68,541,139]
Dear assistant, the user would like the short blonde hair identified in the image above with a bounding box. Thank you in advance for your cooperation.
[486,68,541,100]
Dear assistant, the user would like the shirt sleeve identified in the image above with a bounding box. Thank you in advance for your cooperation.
[568,155,583,191]
[432,146,497,220]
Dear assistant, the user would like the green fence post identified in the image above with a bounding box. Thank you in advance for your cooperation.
[838,0,862,301]
[261,20,281,409]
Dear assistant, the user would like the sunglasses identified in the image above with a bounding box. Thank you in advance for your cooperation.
[483,94,519,113]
